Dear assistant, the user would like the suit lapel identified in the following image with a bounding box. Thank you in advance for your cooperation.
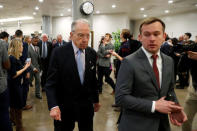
[138,49,160,91]
[69,43,82,85]
[160,53,167,90]
[83,48,90,85]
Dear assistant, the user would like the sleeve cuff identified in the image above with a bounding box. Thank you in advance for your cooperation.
[50,106,59,111]
[151,101,155,113]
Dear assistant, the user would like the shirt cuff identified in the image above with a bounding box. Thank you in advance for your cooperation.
[151,101,155,113]
[50,106,59,111]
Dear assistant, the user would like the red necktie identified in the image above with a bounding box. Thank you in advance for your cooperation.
[152,55,160,89]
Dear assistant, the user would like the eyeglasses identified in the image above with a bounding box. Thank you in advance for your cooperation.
[77,33,90,39]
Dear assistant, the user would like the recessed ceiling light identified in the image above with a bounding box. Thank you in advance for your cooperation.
[140,8,144,11]
[67,9,71,12]
[35,6,39,10]
[168,0,173,4]
[96,10,100,14]
[143,14,147,18]
[33,12,37,15]
[112,4,116,8]
[0,5,3,8]
[39,0,44,3]
[165,10,169,13]
[60,13,63,16]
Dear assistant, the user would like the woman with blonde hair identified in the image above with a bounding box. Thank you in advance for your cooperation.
[8,39,30,131]
[23,35,31,45]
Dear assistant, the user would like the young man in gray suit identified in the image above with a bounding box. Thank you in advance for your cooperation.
[115,17,187,131]
[28,36,42,99]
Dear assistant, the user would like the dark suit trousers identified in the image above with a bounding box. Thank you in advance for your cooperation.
[22,75,29,107]
[0,89,13,131]
[41,58,48,88]
[54,102,94,131]
[97,66,115,92]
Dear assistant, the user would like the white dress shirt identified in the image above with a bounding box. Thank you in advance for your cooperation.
[141,46,163,113]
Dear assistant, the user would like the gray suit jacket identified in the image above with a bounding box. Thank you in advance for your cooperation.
[115,48,178,131]
[97,43,114,67]
[28,45,40,71]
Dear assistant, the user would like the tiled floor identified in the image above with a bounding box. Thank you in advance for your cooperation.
[12,83,197,131]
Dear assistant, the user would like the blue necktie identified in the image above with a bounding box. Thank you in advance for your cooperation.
[77,49,84,84]
[43,42,47,58]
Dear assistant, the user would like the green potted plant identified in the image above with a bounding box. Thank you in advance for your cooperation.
[112,29,121,53]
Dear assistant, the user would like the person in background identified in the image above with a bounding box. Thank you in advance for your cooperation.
[8,39,31,131]
[182,50,197,131]
[24,36,32,45]
[45,19,100,131]
[0,31,9,50]
[52,39,57,47]
[0,39,12,131]
[15,30,32,110]
[54,34,67,48]
[28,36,42,99]
[38,34,52,91]
[115,17,187,131]
[97,33,115,94]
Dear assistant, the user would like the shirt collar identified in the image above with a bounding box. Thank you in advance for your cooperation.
[72,41,85,54]
[141,46,161,59]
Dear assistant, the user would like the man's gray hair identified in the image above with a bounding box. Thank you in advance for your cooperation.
[41,33,48,38]
[71,19,90,32]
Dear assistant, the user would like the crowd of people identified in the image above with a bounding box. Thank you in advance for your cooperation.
[0,17,197,131]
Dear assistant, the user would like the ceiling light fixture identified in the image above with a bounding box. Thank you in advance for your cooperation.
[143,14,147,17]
[0,17,34,23]
[140,8,144,11]
[112,4,116,8]
[96,10,100,14]
[165,10,169,13]
[168,0,173,4]
[67,9,71,12]
[39,0,44,3]
[33,12,37,15]
[35,6,39,10]
[0,5,3,8]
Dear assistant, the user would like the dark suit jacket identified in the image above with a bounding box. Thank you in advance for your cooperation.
[53,40,67,48]
[37,40,52,70]
[115,48,178,131]
[45,42,99,113]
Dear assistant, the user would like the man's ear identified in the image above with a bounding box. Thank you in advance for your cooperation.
[138,34,142,42]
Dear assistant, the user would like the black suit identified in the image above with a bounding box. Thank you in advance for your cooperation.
[37,40,52,88]
[45,42,99,131]
[53,40,67,48]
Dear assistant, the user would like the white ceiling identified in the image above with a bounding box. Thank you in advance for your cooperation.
[0,0,197,26]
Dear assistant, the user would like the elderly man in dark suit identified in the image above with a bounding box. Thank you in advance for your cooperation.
[54,34,67,48]
[45,19,100,131]
[115,17,187,131]
[38,34,52,91]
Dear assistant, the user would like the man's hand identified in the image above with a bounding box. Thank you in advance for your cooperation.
[26,72,30,79]
[155,97,182,114]
[105,54,111,58]
[50,107,61,121]
[169,109,187,126]
[33,68,39,73]
[94,103,101,112]
[187,51,197,60]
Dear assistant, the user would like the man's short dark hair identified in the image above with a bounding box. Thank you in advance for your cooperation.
[139,17,165,34]
[15,30,23,37]
[0,31,9,39]
[185,32,192,39]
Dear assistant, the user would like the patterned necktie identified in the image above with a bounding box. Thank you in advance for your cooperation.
[76,49,84,84]
[43,42,47,58]
[152,55,160,89]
